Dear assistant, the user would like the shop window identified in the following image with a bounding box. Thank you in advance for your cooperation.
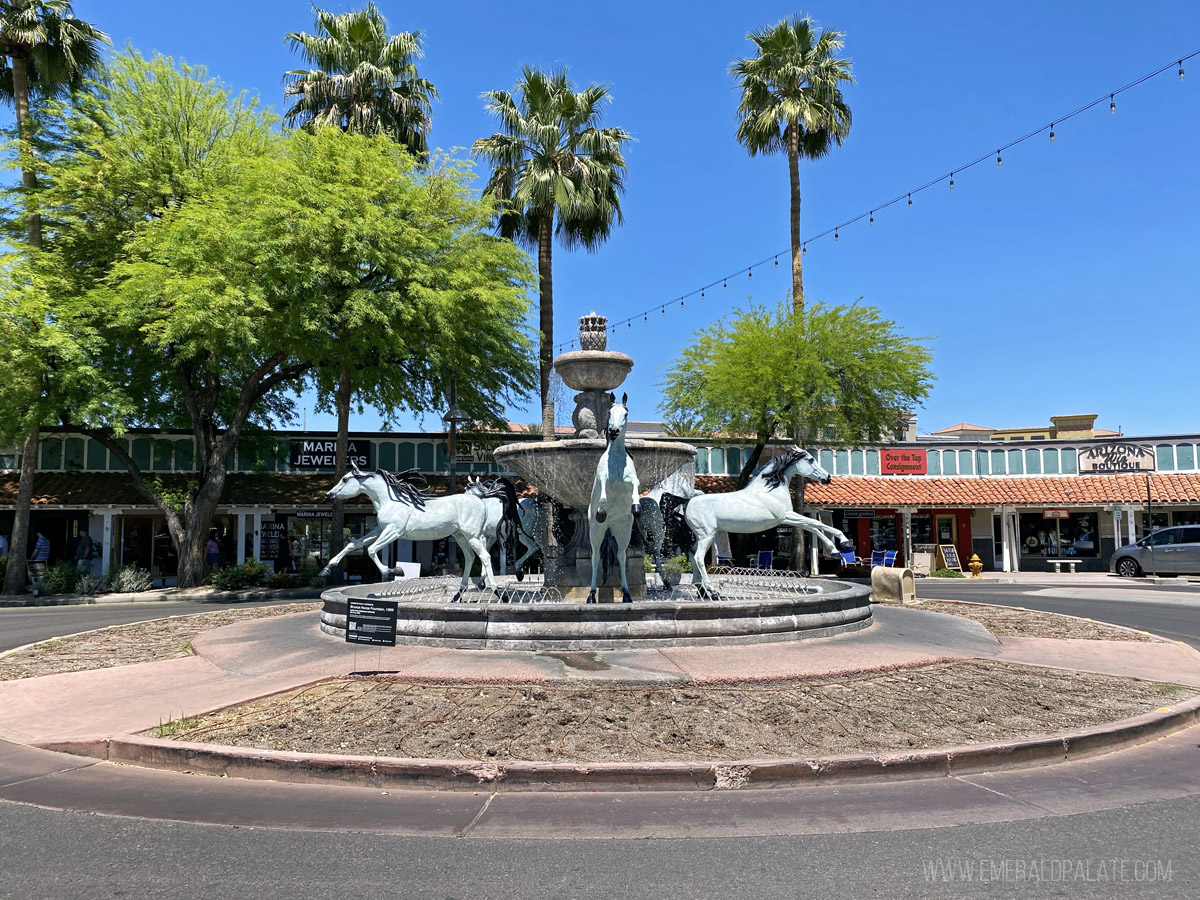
[727,447,741,475]
[86,439,108,471]
[959,450,974,475]
[153,440,174,471]
[927,451,941,475]
[398,442,415,471]
[694,447,709,475]
[175,440,193,471]
[0,452,16,469]
[911,514,934,544]
[833,449,847,475]
[1178,444,1196,471]
[1043,448,1060,474]
[943,451,958,475]
[850,449,864,475]
[870,516,898,551]
[1173,511,1200,526]
[1007,448,1024,475]
[1019,511,1099,558]
[976,451,990,475]
[416,442,433,471]
[710,447,725,475]
[866,450,880,475]
[820,449,834,472]
[990,449,1006,474]
[1062,448,1077,474]
[379,442,395,471]
[1156,444,1176,472]
[435,442,448,471]
[64,437,85,470]
[40,437,62,469]
[1025,448,1041,475]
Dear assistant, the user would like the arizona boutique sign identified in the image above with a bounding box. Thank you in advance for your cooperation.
[881,448,928,475]
[1077,443,1156,474]
[290,439,369,470]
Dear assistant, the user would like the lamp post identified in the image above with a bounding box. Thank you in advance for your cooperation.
[443,377,469,495]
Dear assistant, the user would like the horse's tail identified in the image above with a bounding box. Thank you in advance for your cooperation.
[495,477,522,561]
[659,492,696,557]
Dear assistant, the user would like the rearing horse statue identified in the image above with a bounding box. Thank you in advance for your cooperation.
[587,393,640,603]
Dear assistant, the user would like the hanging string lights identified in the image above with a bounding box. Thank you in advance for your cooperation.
[552,47,1198,352]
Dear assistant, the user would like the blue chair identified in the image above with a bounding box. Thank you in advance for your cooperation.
[870,550,886,567]
[882,550,898,567]
[755,550,774,569]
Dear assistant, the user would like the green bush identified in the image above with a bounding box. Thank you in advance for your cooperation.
[42,561,83,595]
[930,567,965,578]
[76,571,109,595]
[210,558,269,591]
[110,565,153,593]
[644,553,689,574]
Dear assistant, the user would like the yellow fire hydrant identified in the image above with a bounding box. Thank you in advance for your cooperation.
[968,553,983,578]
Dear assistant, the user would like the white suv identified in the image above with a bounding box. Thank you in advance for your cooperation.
[1111,526,1200,577]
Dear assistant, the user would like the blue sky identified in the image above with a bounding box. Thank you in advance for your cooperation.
[57,1,1200,437]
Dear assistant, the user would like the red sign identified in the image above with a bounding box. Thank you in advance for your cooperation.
[881,448,927,475]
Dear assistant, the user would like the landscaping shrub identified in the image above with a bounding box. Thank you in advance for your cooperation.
[42,561,83,595]
[930,567,965,578]
[76,571,109,595]
[210,558,269,591]
[110,565,153,593]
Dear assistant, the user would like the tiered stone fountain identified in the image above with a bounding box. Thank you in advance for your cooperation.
[492,314,696,601]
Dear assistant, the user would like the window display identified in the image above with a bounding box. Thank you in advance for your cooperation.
[870,517,897,551]
[1019,512,1099,558]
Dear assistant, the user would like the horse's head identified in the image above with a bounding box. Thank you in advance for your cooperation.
[788,446,832,484]
[607,392,629,442]
[324,461,368,501]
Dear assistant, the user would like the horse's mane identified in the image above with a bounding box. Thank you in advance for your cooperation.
[757,447,806,490]
[375,468,432,508]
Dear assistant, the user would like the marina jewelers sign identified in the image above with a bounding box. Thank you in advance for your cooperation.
[1077,443,1156,474]
[290,439,370,470]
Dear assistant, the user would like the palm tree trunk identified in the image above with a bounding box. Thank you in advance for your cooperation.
[329,363,352,579]
[537,212,555,441]
[10,55,42,250]
[787,122,802,312]
[2,427,38,595]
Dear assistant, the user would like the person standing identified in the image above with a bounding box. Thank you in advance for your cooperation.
[31,530,50,563]
[0,531,9,560]
[205,532,220,575]
[74,529,95,572]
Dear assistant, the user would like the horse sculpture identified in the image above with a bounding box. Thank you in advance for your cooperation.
[673,447,854,600]
[321,464,498,601]
[464,475,525,580]
[587,393,640,603]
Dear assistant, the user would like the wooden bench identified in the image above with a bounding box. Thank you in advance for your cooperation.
[1048,560,1078,574]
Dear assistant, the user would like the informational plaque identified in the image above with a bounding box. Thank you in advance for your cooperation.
[345,598,398,647]
[938,544,963,572]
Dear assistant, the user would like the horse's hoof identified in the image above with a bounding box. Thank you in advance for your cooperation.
[622,591,632,604]
[710,591,724,602]
[515,569,524,583]
[451,591,463,603]
[631,505,640,517]
[596,510,607,523]
[586,591,597,604]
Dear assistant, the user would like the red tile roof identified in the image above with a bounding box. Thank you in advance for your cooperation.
[930,422,993,434]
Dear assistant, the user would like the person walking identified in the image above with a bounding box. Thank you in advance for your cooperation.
[30,530,50,564]
[74,529,95,573]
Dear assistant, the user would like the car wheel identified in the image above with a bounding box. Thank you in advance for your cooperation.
[1116,558,1141,578]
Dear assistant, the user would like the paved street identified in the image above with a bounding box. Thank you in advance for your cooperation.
[1,581,1199,899]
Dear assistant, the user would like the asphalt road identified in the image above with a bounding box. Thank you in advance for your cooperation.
[1,583,1199,899]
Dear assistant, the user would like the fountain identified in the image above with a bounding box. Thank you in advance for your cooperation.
[319,312,872,649]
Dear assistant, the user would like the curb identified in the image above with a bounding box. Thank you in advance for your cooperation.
[40,693,1200,793]
[0,587,321,608]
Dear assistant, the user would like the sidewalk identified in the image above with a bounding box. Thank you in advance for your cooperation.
[0,584,323,608]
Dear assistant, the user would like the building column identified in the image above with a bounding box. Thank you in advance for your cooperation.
[100,511,116,577]
[1111,507,1123,550]
[252,511,262,560]
[236,512,247,565]
[1126,506,1137,545]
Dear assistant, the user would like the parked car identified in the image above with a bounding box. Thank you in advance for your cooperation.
[1111,526,1200,577]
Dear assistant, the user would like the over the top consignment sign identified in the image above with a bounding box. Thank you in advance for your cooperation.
[1077,443,1156,474]
[881,448,927,475]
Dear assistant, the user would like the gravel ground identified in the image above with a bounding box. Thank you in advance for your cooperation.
[150,662,1192,762]
[901,598,1157,641]
[0,604,318,681]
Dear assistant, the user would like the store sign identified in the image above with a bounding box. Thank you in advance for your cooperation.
[290,439,369,470]
[843,510,876,518]
[295,510,332,519]
[449,437,498,466]
[1077,443,1156,474]
[259,520,286,560]
[1043,509,1070,519]
[881,448,927,475]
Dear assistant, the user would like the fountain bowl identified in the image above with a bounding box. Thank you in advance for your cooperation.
[553,350,634,392]
[492,438,696,509]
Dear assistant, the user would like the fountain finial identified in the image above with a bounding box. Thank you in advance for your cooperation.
[578,313,608,351]
[553,313,633,438]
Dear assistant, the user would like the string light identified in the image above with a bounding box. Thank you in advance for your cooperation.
[680,299,684,307]
[748,267,752,280]
[550,47,1200,354]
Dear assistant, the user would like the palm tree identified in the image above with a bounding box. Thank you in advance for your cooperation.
[0,0,107,597]
[283,2,436,155]
[731,14,853,311]
[473,66,631,440]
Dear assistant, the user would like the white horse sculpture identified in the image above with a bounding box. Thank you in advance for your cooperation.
[679,446,854,599]
[464,475,526,578]
[587,393,640,604]
[322,464,497,601]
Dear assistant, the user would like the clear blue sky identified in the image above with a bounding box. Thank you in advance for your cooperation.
[59,1,1200,437]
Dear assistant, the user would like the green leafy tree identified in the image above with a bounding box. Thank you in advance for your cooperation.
[0,0,106,593]
[284,2,435,154]
[659,301,933,489]
[731,15,853,310]
[473,66,632,440]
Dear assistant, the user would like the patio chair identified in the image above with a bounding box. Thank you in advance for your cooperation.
[754,550,774,569]
[870,550,886,567]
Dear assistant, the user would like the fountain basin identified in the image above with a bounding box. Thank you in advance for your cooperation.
[492,438,696,509]
[553,350,634,392]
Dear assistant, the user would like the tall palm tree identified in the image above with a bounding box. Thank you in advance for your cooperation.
[283,2,435,155]
[0,0,107,596]
[473,66,631,440]
[731,14,853,311]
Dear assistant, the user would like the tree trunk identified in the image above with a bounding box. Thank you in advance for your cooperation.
[10,55,42,251]
[736,441,767,490]
[787,122,802,312]
[537,212,555,441]
[177,470,226,587]
[329,363,352,579]
[2,427,38,595]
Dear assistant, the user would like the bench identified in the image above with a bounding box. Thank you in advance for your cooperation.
[1048,560,1078,574]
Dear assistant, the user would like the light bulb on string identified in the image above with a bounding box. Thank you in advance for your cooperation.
[801,243,807,256]
[723,278,727,290]
[643,314,647,322]
[774,256,779,268]
[1049,124,1055,142]
[701,290,705,300]
[661,307,665,316]
[1110,93,1116,113]
[907,194,912,208]
[949,173,954,190]
[748,267,752,280]
[680,299,684,308]
[627,321,630,328]
[996,151,1002,167]
[834,229,839,242]
[869,211,874,225]
[1179,61,1185,81]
